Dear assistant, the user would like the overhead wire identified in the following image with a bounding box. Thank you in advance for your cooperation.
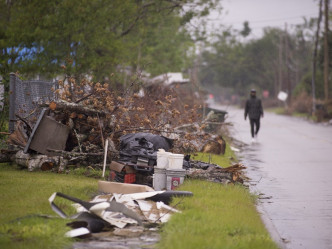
[207,13,317,25]
[204,12,318,32]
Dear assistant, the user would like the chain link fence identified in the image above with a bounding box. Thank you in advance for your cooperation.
[9,73,58,133]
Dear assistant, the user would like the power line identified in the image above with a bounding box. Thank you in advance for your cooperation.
[207,13,317,25]
[243,22,308,30]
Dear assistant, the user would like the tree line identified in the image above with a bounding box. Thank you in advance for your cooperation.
[0,0,220,134]
[199,2,331,106]
[0,0,218,83]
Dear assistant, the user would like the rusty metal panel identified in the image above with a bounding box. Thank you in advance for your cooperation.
[24,109,70,156]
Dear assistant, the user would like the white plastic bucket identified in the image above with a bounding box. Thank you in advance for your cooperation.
[156,150,171,169]
[168,153,184,169]
[166,169,186,190]
[153,168,167,190]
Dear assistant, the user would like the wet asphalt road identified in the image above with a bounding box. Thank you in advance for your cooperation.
[212,104,332,249]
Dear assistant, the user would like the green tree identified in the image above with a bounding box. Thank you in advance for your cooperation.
[199,24,318,102]
[240,21,251,38]
[1,0,218,81]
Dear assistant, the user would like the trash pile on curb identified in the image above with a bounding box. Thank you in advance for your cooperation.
[1,75,247,188]
[4,77,229,174]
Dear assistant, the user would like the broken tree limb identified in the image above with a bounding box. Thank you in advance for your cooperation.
[46,148,119,164]
[15,114,33,133]
[7,121,29,148]
[46,149,107,165]
[0,132,11,135]
[40,101,110,117]
[15,150,68,171]
[73,129,83,153]
[97,113,105,148]
[202,121,232,126]
[113,127,185,135]
[46,149,105,157]
[74,92,93,104]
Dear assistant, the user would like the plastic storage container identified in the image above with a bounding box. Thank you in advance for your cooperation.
[168,153,184,169]
[153,168,167,190]
[166,169,186,190]
[156,150,171,169]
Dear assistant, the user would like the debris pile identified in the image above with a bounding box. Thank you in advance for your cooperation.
[4,76,229,176]
[186,162,246,184]
[2,75,247,186]
[49,181,193,238]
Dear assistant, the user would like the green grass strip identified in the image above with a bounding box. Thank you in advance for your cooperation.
[0,164,98,249]
[159,149,278,249]
[158,180,278,249]
[191,143,237,167]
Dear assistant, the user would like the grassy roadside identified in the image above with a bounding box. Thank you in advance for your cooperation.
[0,163,98,249]
[265,107,286,115]
[266,107,317,121]
[158,147,278,249]
[158,181,278,249]
[191,143,238,167]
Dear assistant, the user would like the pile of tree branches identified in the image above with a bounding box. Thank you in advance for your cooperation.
[5,75,227,170]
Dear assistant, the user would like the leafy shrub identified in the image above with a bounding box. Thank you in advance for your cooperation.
[290,91,312,114]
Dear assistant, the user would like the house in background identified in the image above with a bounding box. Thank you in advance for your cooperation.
[149,72,189,86]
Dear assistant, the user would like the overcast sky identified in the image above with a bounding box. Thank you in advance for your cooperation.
[207,0,319,38]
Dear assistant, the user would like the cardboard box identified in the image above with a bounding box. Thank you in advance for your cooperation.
[109,161,136,173]
[98,181,154,194]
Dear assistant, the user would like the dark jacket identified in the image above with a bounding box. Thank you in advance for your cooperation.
[245,96,263,119]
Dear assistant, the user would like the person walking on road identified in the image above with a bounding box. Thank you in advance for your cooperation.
[244,89,264,142]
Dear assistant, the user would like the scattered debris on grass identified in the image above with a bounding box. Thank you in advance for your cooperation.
[49,186,193,238]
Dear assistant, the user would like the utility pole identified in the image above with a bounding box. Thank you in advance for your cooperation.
[285,23,292,106]
[324,0,330,101]
[312,0,323,114]
[278,31,283,98]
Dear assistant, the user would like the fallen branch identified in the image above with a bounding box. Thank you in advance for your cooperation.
[15,150,68,172]
[114,127,186,135]
[97,114,105,148]
[15,114,32,133]
[46,149,105,157]
[74,93,93,104]
[0,132,11,135]
[40,101,110,117]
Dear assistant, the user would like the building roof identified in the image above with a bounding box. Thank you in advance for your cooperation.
[150,72,189,86]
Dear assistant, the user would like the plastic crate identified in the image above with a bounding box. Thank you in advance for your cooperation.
[124,173,136,184]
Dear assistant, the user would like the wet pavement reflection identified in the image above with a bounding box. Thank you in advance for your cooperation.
[213,105,332,249]
[73,227,160,249]
[73,230,160,249]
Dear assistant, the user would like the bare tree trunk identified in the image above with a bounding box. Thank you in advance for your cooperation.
[324,0,330,101]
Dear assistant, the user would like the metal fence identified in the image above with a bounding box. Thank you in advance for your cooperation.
[9,73,58,133]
